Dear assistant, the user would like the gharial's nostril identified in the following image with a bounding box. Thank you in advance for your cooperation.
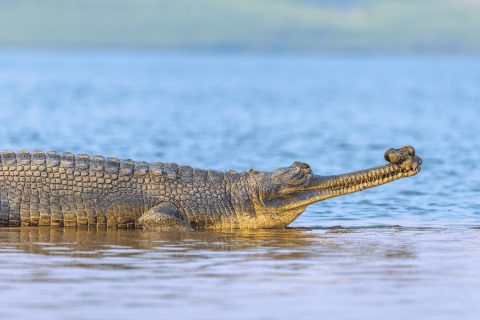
[384,148,395,162]
[384,148,407,164]
[399,145,415,156]
[385,146,420,165]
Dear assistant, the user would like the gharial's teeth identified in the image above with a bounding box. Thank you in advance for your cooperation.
[397,172,403,178]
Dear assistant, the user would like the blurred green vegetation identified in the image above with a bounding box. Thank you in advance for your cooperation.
[1,0,480,53]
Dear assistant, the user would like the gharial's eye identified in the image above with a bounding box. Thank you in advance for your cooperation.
[299,163,310,171]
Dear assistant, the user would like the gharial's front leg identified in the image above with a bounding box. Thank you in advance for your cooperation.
[139,203,194,231]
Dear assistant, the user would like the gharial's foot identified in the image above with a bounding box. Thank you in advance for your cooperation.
[139,204,195,231]
[384,145,422,176]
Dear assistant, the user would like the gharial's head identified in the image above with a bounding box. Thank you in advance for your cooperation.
[247,146,422,221]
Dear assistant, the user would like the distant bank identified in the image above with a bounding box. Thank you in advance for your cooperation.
[1,0,480,54]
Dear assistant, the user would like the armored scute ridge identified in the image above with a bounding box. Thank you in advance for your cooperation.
[0,146,422,230]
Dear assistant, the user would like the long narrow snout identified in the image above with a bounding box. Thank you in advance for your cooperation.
[280,146,422,208]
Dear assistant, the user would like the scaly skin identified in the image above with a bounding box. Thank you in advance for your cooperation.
[0,146,422,230]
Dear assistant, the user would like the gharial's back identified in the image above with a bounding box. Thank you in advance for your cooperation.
[0,149,249,229]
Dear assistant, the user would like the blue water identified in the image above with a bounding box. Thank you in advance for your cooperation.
[0,50,480,319]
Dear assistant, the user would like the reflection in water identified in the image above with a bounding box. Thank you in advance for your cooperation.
[1,227,480,319]
[0,226,419,261]
[1,227,324,257]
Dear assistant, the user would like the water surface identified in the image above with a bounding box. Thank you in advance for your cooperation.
[0,50,479,319]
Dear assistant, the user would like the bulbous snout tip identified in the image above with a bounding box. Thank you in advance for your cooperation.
[384,145,422,168]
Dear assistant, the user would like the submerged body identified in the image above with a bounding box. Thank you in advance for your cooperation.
[0,146,422,230]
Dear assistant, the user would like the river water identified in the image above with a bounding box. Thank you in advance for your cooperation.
[0,50,479,319]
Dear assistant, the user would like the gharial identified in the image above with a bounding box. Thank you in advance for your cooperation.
[0,146,422,231]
